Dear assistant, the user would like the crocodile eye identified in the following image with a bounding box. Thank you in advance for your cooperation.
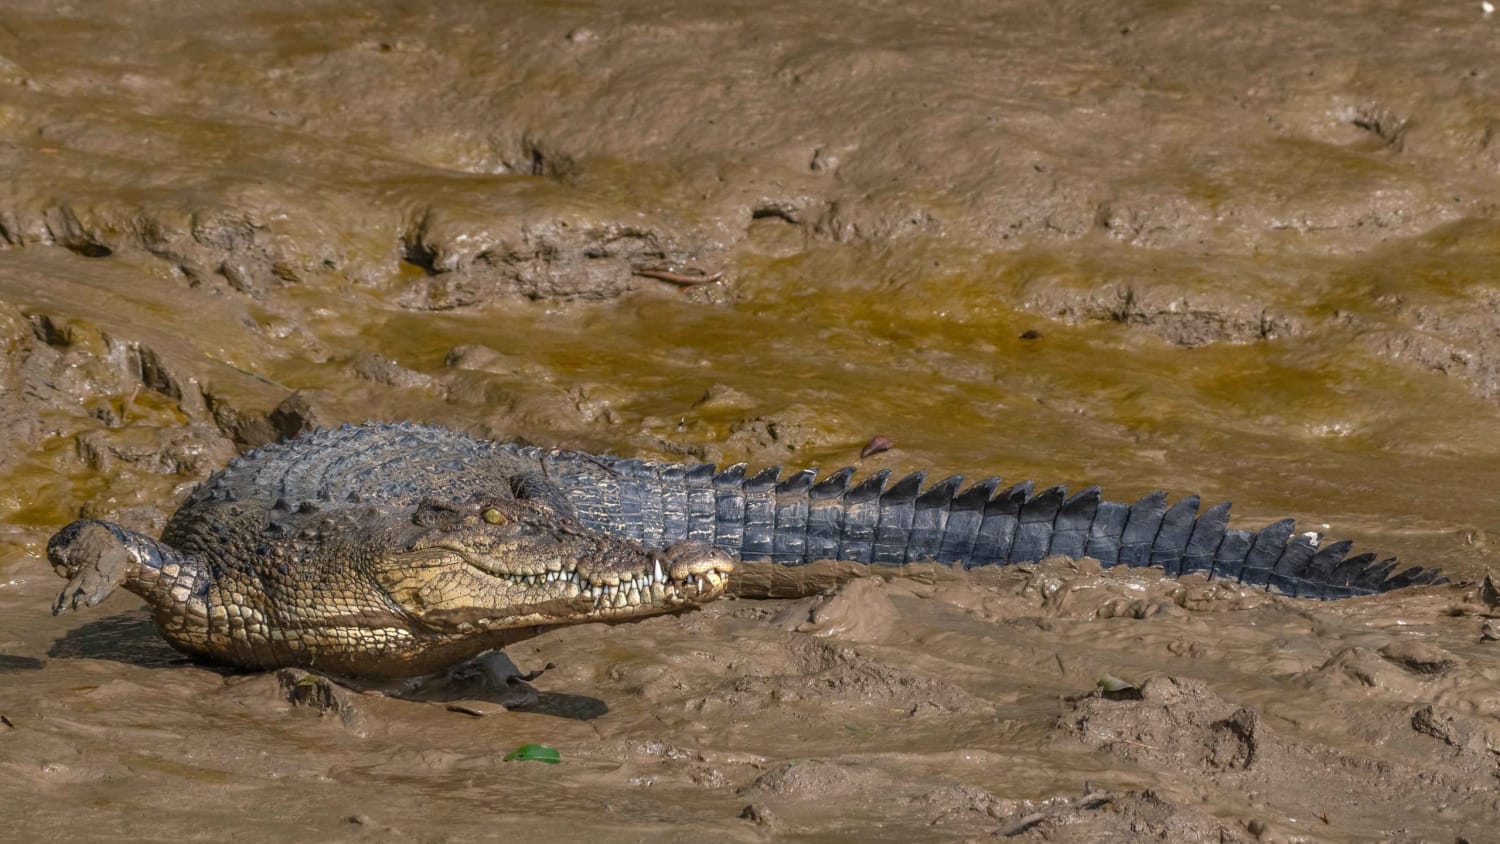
[482,507,505,525]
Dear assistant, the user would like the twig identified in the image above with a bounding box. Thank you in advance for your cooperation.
[633,267,724,286]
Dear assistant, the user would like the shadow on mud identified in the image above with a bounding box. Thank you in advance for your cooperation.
[511,692,609,721]
[46,609,196,669]
[375,651,613,720]
[0,654,44,671]
[46,611,610,719]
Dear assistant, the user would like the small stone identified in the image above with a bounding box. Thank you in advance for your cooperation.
[268,392,330,440]
[1481,620,1500,642]
[739,804,775,825]
[1411,705,1460,746]
[692,384,755,412]
[443,344,505,371]
[350,352,438,390]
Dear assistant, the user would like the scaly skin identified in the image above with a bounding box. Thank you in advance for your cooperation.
[49,422,1443,680]
[48,424,733,678]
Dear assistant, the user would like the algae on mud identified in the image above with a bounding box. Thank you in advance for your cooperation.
[1,0,1499,841]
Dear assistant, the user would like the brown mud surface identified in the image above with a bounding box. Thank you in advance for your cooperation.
[2,1,1499,841]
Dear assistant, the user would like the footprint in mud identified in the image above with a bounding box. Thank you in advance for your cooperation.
[995,789,1240,841]
[764,577,898,642]
[1052,676,1262,773]
[1292,641,1469,699]
[1049,674,1496,841]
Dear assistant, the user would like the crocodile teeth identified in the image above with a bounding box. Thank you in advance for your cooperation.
[627,587,641,605]
[653,559,665,584]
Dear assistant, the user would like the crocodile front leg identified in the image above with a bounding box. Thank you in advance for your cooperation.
[49,519,213,651]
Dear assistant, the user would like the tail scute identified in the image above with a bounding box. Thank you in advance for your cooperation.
[537,449,1444,599]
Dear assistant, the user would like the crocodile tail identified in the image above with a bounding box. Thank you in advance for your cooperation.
[524,449,1443,599]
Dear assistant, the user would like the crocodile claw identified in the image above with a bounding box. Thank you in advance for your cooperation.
[48,522,135,615]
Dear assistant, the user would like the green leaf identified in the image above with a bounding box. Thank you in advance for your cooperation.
[1097,673,1138,693]
[504,743,562,764]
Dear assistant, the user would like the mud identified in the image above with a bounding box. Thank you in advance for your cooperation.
[2,1,1499,841]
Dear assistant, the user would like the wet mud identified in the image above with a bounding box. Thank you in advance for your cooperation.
[2,1,1499,841]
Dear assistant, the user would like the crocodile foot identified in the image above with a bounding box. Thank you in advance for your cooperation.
[440,650,546,710]
[49,522,134,615]
[363,650,550,714]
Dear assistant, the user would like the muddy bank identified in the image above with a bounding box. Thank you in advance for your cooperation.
[3,2,1500,393]
[1,1,1499,841]
[4,563,1499,842]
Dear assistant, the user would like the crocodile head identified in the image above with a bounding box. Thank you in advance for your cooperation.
[374,495,734,640]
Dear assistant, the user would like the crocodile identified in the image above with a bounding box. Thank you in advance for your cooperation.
[48,422,1443,681]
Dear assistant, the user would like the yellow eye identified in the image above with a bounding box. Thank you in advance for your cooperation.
[482,508,505,525]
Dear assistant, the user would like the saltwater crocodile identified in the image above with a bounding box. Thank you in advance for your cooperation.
[48,422,1442,681]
